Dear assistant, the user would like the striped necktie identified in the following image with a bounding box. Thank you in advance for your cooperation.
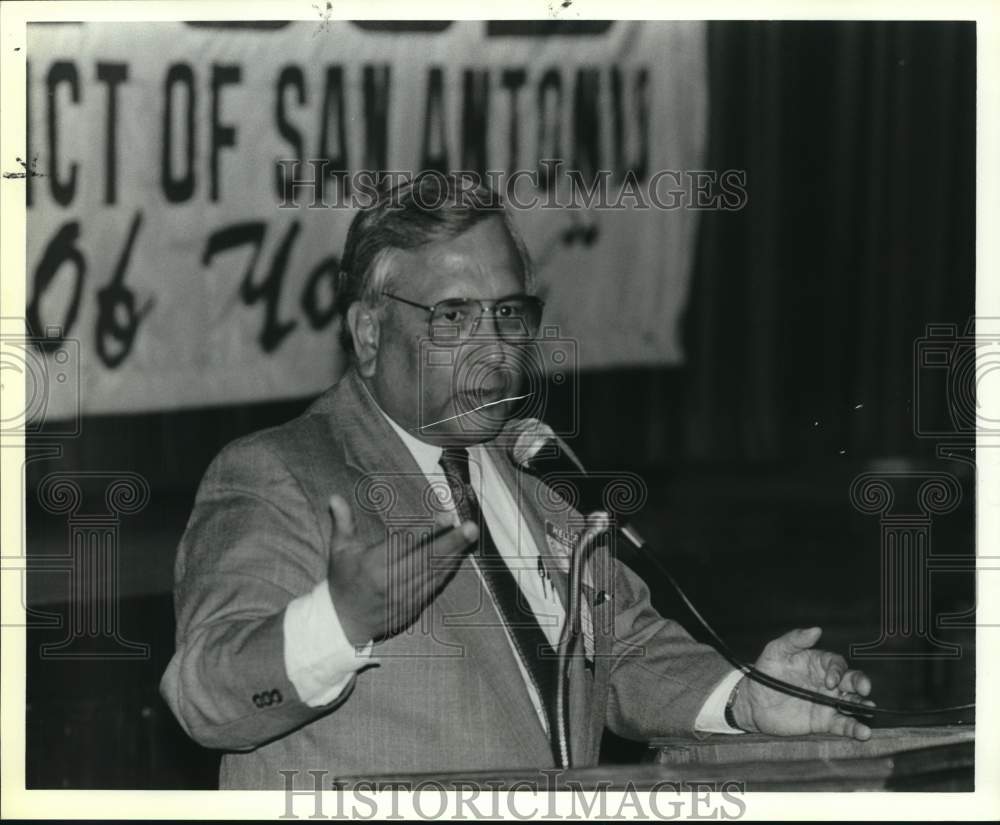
[439,447,561,760]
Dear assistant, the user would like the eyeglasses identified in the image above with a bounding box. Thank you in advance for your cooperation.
[382,291,545,344]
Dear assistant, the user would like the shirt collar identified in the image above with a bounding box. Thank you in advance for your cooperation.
[360,379,444,477]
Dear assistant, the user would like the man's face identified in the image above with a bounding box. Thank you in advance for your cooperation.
[365,216,531,446]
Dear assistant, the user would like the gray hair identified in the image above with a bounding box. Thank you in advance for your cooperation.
[335,172,534,355]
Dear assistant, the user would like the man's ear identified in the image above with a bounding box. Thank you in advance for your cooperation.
[346,302,381,377]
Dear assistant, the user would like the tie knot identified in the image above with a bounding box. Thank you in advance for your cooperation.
[439,448,475,520]
[440,447,472,484]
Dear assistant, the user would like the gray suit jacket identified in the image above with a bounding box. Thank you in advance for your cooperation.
[161,368,732,788]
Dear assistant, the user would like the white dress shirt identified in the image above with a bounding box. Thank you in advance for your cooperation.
[282,395,743,734]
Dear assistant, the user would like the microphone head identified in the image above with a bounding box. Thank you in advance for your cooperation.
[502,418,555,467]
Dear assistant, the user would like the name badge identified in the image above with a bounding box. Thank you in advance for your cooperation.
[544,521,579,567]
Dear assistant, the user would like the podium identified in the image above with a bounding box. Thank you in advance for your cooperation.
[648,725,973,791]
[333,726,973,792]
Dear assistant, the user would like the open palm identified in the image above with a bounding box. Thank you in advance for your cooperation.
[733,627,875,740]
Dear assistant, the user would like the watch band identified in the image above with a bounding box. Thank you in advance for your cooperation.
[725,677,747,731]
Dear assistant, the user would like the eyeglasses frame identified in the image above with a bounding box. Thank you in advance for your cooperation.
[381,290,545,343]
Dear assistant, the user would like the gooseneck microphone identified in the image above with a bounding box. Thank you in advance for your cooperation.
[505,418,647,549]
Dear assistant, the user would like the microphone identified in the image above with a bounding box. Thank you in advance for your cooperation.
[503,418,648,550]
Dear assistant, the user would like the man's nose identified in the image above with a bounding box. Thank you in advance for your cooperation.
[471,310,505,339]
[458,323,521,376]
[468,313,521,356]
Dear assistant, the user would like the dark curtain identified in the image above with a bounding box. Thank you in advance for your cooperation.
[681,21,975,464]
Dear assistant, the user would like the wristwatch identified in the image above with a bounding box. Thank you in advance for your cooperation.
[724,677,747,731]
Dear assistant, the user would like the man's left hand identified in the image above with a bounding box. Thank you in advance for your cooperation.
[731,626,875,741]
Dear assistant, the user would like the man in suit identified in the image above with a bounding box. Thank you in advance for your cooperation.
[161,174,874,789]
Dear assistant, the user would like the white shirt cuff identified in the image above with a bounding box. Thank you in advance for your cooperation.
[283,579,375,707]
[693,669,746,734]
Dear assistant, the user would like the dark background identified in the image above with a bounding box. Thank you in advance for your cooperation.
[24,21,976,787]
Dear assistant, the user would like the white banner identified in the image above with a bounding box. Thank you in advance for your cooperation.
[24,20,710,417]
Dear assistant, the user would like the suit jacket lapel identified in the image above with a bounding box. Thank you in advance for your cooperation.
[435,558,555,765]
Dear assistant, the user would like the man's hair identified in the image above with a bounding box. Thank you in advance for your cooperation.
[335,172,534,355]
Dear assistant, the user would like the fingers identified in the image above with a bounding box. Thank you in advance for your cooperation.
[837,669,872,697]
[438,520,479,557]
[836,692,876,709]
[821,652,849,689]
[328,494,356,549]
[417,521,480,591]
[776,626,823,653]
[410,520,479,569]
[828,712,872,741]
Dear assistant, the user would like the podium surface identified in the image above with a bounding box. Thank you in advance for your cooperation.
[333,726,973,792]
[649,725,973,791]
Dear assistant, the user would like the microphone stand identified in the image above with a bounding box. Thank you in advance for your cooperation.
[554,513,611,769]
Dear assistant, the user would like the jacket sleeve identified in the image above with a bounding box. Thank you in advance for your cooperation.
[160,436,355,750]
[603,556,734,740]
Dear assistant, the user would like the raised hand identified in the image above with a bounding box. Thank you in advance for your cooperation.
[326,493,479,646]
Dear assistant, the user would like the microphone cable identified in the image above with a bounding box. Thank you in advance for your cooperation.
[634,535,975,721]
